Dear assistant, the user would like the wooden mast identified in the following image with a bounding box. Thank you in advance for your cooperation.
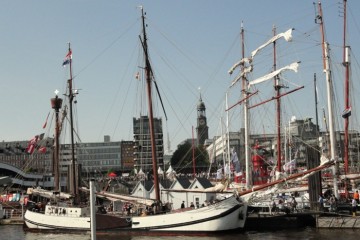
[66,42,78,202]
[272,25,283,174]
[51,93,63,192]
[342,0,350,174]
[140,7,160,202]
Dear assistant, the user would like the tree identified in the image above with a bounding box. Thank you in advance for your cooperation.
[170,141,209,174]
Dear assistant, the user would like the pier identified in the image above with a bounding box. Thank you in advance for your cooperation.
[317,213,360,228]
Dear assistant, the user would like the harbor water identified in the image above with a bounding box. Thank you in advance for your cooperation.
[1,225,360,240]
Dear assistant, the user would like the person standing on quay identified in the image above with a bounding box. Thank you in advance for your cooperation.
[290,195,297,212]
[352,198,357,217]
[318,194,324,212]
[181,201,185,209]
[353,190,359,204]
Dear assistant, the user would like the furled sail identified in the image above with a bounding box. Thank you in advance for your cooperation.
[228,28,293,87]
[248,61,300,87]
[228,57,252,75]
[251,28,293,58]
[230,65,253,87]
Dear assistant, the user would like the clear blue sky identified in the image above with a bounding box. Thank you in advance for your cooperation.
[1,1,359,151]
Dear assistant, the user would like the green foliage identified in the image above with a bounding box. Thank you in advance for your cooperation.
[170,141,209,173]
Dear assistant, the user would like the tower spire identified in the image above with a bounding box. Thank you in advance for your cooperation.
[196,89,209,146]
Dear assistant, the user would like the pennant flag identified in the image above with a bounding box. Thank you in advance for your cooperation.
[42,112,50,129]
[25,135,40,154]
[62,49,72,67]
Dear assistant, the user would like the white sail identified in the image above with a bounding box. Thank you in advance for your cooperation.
[230,65,253,87]
[248,61,300,87]
[251,28,293,58]
[228,29,293,77]
[228,57,252,75]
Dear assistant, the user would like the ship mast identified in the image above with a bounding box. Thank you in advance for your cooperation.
[140,7,160,202]
[342,0,350,174]
[64,42,78,203]
[240,23,252,189]
[272,25,283,174]
[316,1,339,198]
[228,24,300,188]
[314,73,319,140]
[51,91,63,192]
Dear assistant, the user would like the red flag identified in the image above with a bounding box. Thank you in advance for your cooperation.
[25,135,40,154]
[38,146,47,153]
[42,112,50,129]
[25,144,36,154]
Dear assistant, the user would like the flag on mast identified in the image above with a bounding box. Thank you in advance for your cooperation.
[25,135,40,154]
[62,49,72,67]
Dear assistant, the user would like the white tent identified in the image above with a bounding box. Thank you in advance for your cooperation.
[166,165,176,174]
[166,165,176,180]
[137,168,145,176]
[158,167,164,175]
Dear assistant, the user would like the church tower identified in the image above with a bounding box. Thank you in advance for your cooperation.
[196,94,209,145]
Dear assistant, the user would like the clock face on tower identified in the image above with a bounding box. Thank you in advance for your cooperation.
[199,119,205,126]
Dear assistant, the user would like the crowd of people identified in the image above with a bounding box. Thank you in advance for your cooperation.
[180,199,216,210]
[318,189,359,216]
[270,193,298,214]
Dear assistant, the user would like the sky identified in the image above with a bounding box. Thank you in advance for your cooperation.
[1,0,360,152]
